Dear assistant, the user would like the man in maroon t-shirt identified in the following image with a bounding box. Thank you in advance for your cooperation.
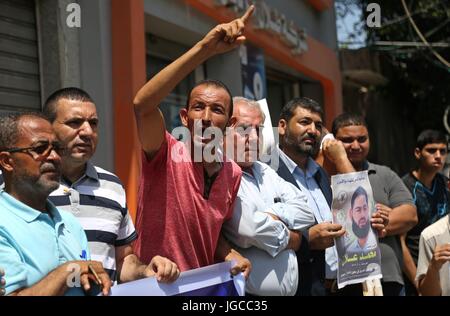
[132,6,255,278]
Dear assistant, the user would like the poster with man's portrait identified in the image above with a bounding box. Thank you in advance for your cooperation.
[331,171,382,289]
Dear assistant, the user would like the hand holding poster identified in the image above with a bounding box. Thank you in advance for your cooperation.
[331,171,382,289]
[108,261,245,296]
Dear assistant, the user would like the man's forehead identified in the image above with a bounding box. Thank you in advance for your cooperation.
[190,85,230,103]
[236,117,263,127]
[18,117,55,140]
[57,99,97,116]
[234,107,263,126]
[423,143,447,148]
[292,107,322,122]
[337,125,368,136]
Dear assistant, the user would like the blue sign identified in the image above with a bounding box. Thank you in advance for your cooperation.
[240,43,267,100]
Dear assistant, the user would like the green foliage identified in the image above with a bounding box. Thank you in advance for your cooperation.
[337,0,450,132]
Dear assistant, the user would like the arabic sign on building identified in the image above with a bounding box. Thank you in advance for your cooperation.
[214,0,308,55]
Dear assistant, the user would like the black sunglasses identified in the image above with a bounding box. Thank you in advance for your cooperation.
[3,141,66,161]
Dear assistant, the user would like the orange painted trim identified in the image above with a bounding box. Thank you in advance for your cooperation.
[308,0,334,12]
[111,0,146,222]
[183,0,342,127]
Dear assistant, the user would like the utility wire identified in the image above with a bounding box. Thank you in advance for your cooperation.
[401,0,450,68]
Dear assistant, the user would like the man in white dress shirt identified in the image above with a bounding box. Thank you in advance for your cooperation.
[222,97,315,296]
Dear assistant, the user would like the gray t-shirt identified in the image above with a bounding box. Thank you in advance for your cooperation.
[416,215,450,296]
[365,162,415,285]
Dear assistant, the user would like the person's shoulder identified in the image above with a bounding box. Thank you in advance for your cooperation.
[257,161,292,184]
[165,130,180,145]
[401,172,416,187]
[435,172,449,185]
[421,215,450,241]
[368,162,403,181]
[368,162,393,173]
[93,165,125,187]
[223,157,242,179]
[251,161,278,178]
[254,161,272,173]
[402,172,414,182]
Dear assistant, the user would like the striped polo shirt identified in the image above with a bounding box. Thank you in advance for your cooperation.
[48,162,137,282]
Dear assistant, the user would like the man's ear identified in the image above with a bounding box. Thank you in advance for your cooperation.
[278,119,287,136]
[414,147,421,160]
[0,152,13,172]
[179,108,189,127]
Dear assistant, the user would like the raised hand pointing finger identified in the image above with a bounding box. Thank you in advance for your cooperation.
[240,5,255,24]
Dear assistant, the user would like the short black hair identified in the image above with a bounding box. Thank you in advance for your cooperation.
[43,87,94,122]
[416,129,447,150]
[279,97,323,123]
[351,186,368,209]
[331,113,368,136]
[185,79,234,117]
[0,112,50,150]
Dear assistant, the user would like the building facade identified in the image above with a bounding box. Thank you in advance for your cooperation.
[0,0,342,218]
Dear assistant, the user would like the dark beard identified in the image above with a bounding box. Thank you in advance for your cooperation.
[352,219,370,239]
[283,129,317,156]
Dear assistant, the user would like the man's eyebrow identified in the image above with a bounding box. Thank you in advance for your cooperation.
[237,124,262,129]
[64,116,83,121]
[30,139,51,145]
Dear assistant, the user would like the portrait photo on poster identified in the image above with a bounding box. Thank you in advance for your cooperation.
[331,171,382,289]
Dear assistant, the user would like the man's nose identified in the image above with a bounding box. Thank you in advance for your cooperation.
[79,121,94,136]
[350,139,360,150]
[47,148,61,162]
[202,108,212,123]
[306,122,318,135]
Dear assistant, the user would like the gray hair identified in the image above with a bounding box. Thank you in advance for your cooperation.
[233,97,266,122]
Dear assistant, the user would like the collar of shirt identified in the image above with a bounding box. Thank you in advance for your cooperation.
[62,161,99,187]
[277,146,319,179]
[242,162,264,186]
[0,190,64,226]
[362,160,376,174]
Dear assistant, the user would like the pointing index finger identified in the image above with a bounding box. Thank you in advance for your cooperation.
[241,5,255,24]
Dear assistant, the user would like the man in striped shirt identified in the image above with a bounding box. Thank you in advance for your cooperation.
[42,87,179,285]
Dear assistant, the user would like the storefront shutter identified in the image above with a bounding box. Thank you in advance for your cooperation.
[0,0,40,112]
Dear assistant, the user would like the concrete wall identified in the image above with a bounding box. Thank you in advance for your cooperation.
[37,0,114,171]
[142,0,337,102]
[37,0,81,99]
[34,0,337,172]
[265,0,338,51]
[79,0,114,171]
[143,0,245,96]
[143,0,212,46]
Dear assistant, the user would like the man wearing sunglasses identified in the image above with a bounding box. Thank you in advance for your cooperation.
[332,113,417,295]
[42,88,179,286]
[0,113,111,295]
[401,129,449,295]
